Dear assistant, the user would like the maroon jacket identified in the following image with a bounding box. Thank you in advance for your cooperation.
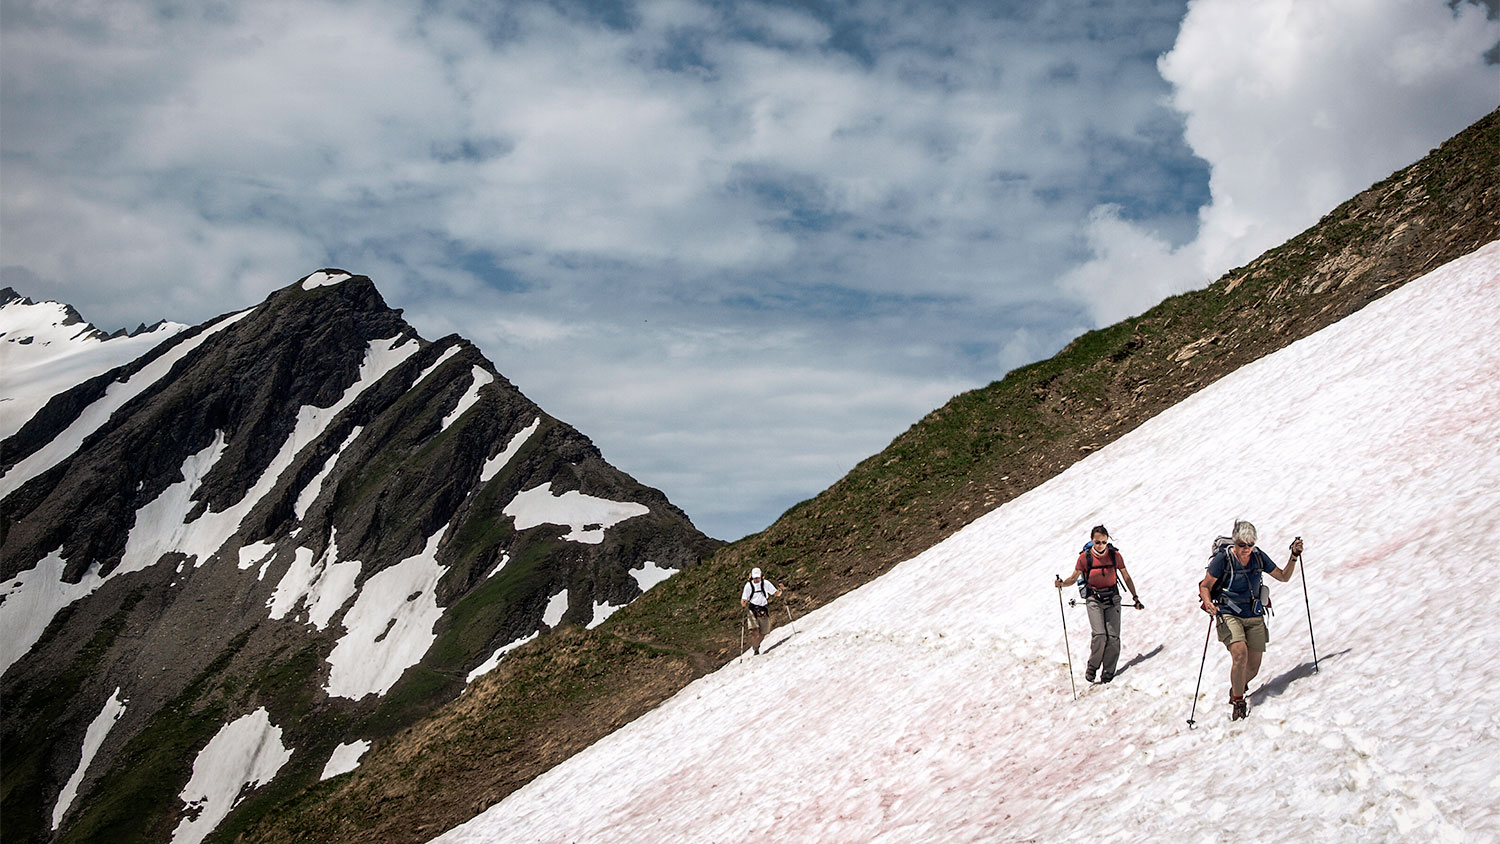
[1075,546,1122,590]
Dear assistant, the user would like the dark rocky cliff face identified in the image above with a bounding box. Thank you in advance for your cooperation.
[0,272,719,844]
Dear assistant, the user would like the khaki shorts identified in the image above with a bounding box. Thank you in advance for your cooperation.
[747,606,773,636]
[1216,615,1269,652]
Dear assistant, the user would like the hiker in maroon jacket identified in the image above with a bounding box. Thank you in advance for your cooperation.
[1054,525,1142,683]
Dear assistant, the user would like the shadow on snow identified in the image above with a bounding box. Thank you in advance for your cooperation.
[1250,648,1350,704]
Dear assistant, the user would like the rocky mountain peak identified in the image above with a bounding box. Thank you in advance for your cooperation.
[1,270,718,844]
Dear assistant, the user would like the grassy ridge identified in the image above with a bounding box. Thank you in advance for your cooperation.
[234,108,1500,844]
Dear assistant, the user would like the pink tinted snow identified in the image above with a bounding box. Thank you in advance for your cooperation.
[431,242,1500,844]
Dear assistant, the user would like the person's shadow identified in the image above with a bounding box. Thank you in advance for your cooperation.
[1249,649,1350,703]
[763,630,796,654]
[1113,644,1164,677]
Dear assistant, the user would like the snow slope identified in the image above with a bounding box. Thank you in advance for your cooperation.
[51,688,127,830]
[169,708,292,844]
[432,241,1500,844]
[0,309,248,499]
[0,294,185,441]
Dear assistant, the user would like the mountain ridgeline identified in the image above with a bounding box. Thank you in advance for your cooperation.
[0,273,718,843]
[228,108,1499,844]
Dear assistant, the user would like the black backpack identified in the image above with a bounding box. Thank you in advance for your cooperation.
[746,578,769,601]
[1206,536,1233,604]
[745,578,771,617]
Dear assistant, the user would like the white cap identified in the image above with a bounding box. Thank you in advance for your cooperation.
[750,567,762,578]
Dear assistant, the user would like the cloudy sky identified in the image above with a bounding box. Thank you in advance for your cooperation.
[3,0,1497,540]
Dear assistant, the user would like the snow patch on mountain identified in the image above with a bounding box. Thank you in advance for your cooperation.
[411,344,461,387]
[629,560,676,592]
[50,687,127,830]
[274,334,416,477]
[589,561,679,629]
[295,426,363,520]
[484,552,511,580]
[0,550,109,673]
[542,589,569,629]
[466,632,538,684]
[587,600,624,629]
[319,740,371,781]
[169,708,291,844]
[238,541,276,572]
[300,270,353,290]
[119,431,231,574]
[324,531,446,699]
[441,366,494,431]
[430,241,1500,844]
[503,482,650,544]
[268,534,362,631]
[481,417,540,483]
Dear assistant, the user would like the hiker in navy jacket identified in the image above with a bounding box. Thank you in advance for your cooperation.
[1054,525,1141,684]
[1198,520,1303,720]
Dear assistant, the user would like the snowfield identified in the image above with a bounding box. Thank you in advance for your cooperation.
[0,294,186,441]
[503,482,651,544]
[51,688,127,830]
[0,308,247,498]
[169,708,291,844]
[431,241,1500,844]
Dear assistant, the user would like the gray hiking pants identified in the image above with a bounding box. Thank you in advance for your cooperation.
[1086,595,1122,679]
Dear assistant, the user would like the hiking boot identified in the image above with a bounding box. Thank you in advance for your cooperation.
[1099,674,1113,684]
[1230,696,1248,720]
[1085,668,1097,683]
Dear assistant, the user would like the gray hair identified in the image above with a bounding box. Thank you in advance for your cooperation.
[1232,520,1258,545]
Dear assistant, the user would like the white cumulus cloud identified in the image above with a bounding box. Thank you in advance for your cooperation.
[1062,0,1500,325]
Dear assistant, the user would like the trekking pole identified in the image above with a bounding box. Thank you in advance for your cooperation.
[1056,579,1077,701]
[1294,537,1319,673]
[1186,613,1214,729]
[785,601,799,635]
[1069,597,1145,610]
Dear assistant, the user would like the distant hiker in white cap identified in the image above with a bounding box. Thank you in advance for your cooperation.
[740,567,780,655]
